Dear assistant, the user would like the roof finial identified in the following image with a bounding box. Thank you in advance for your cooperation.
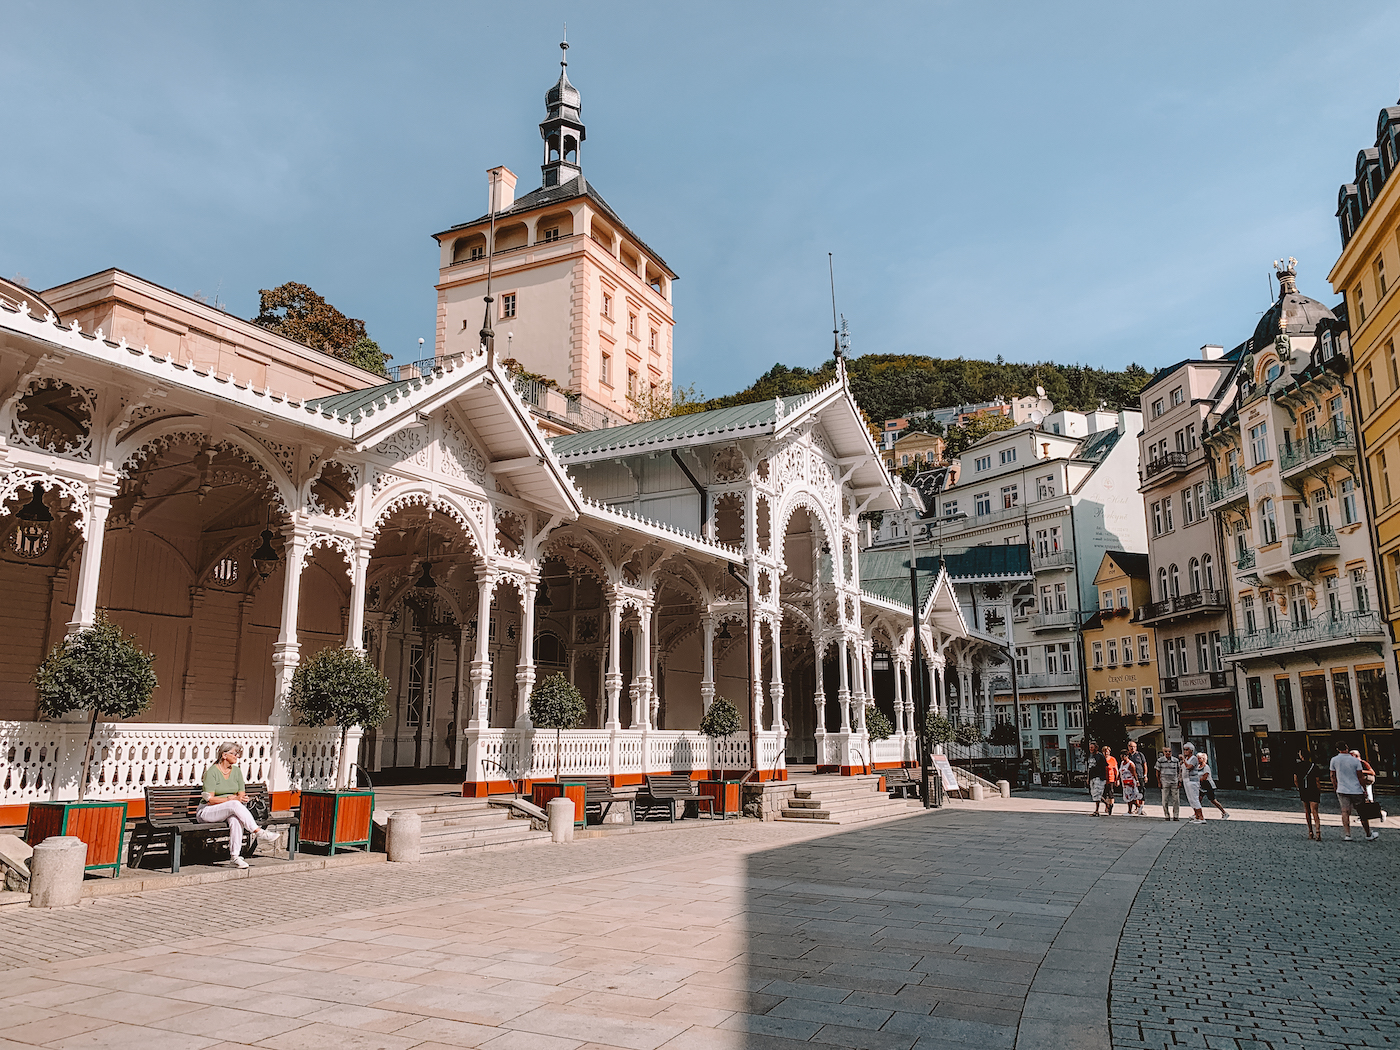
[560,24,568,69]
[828,253,842,361]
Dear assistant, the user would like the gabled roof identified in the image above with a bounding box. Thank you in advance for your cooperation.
[434,175,676,277]
[858,554,969,638]
[550,395,807,459]
[860,545,1032,609]
[1102,550,1149,580]
[1071,426,1121,465]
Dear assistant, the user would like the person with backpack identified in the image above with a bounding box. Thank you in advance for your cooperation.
[1295,748,1324,840]
[1156,746,1181,821]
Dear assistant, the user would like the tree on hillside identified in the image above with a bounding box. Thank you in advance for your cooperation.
[254,282,386,374]
[943,413,1017,459]
[628,381,707,421]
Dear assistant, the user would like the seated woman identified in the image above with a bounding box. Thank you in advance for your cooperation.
[199,742,278,868]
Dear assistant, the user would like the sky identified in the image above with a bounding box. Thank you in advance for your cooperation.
[3,2,1399,400]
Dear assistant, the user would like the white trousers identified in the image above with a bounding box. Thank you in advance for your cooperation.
[197,800,257,858]
[1183,778,1202,810]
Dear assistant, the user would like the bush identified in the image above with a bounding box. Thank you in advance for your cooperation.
[528,672,587,780]
[924,712,955,745]
[1086,693,1129,753]
[865,705,893,742]
[34,617,158,801]
[699,695,742,738]
[289,647,390,789]
[988,721,1018,746]
[954,722,984,746]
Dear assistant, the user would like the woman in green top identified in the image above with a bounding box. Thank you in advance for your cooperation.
[197,742,277,868]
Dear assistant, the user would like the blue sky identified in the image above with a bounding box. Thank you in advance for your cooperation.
[3,2,1399,399]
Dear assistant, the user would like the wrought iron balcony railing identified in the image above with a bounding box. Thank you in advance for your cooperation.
[1278,420,1355,472]
[1235,547,1256,571]
[1208,469,1248,506]
[1138,590,1228,622]
[1291,525,1340,557]
[1222,611,1385,656]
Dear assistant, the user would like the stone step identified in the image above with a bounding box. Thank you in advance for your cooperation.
[419,824,552,851]
[778,807,831,820]
[786,798,823,809]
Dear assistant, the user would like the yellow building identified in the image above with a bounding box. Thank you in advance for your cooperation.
[1082,551,1164,756]
[1328,98,1400,712]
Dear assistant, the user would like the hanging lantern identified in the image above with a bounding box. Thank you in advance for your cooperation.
[537,580,552,609]
[413,559,437,589]
[252,528,280,579]
[716,620,732,640]
[13,482,53,559]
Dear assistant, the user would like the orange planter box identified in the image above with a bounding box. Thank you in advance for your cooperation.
[26,800,128,878]
[532,782,586,826]
[299,789,374,855]
[699,780,741,819]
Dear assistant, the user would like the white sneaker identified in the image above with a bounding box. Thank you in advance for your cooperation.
[1367,831,1380,841]
[1222,811,1231,819]
[256,829,279,845]
[1344,835,1353,842]
[231,856,249,869]
[1193,818,1207,824]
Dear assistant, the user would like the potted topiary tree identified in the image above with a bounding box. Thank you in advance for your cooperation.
[698,696,743,816]
[525,672,588,821]
[924,712,955,750]
[861,703,894,776]
[288,647,389,855]
[29,616,158,876]
[954,721,984,747]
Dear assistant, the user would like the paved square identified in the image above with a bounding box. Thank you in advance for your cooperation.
[1,792,1392,1049]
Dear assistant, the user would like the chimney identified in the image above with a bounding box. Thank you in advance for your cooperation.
[487,166,517,214]
[1200,344,1224,361]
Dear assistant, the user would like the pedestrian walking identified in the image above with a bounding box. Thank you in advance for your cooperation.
[1119,747,1142,815]
[1102,746,1118,816]
[1330,742,1380,842]
[1087,743,1107,816]
[1125,741,1148,815]
[1156,746,1181,821]
[1181,742,1206,823]
[1197,752,1230,819]
[1295,748,1324,840]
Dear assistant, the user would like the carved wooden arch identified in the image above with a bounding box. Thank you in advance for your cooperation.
[0,469,93,536]
[538,529,616,586]
[773,488,838,575]
[302,459,360,521]
[197,531,279,594]
[379,575,467,626]
[369,484,488,562]
[114,422,295,514]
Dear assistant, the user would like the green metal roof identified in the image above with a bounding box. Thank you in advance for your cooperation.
[550,394,810,459]
[305,377,421,419]
[860,544,1032,611]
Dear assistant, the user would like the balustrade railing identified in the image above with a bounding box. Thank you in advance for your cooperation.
[1029,610,1079,631]
[943,742,1018,761]
[1223,611,1385,656]
[1013,670,1082,690]
[1235,547,1256,570]
[1031,547,1075,570]
[1209,469,1247,505]
[1139,590,1228,621]
[467,727,759,783]
[1291,525,1340,557]
[1143,450,1191,480]
[1279,420,1354,471]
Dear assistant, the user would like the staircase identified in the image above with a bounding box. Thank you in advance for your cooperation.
[777,774,921,826]
[387,796,553,856]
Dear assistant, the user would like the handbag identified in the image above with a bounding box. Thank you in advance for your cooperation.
[1357,798,1383,821]
[1359,767,1377,786]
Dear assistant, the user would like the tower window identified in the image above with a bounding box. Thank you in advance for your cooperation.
[600,353,611,386]
[649,329,658,353]
[628,313,637,337]
[502,293,517,319]
[602,293,612,319]
[543,227,560,243]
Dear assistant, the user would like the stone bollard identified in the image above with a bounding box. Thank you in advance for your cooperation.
[970,784,985,802]
[386,811,421,863]
[29,836,86,908]
[547,797,575,843]
[998,780,1011,799]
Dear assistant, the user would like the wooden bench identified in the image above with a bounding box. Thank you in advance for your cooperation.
[884,768,922,799]
[126,784,298,873]
[568,776,635,826]
[639,774,715,822]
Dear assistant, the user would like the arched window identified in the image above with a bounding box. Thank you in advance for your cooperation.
[1259,498,1278,545]
[1157,567,1169,603]
[1169,563,1181,598]
[1203,553,1215,591]
[1189,558,1202,593]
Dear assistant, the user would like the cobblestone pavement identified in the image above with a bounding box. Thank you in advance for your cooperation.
[1110,810,1398,1050]
[1,792,1388,1049]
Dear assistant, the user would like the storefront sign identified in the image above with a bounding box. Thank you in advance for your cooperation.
[932,754,960,791]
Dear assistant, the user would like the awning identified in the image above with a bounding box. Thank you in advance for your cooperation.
[1129,726,1163,741]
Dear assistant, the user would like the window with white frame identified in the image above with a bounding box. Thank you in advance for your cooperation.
[1260,498,1278,545]
[1197,633,1210,673]
[1039,704,1059,730]
[1183,488,1196,525]
[1153,398,1165,417]
[1142,687,1154,714]
[1092,641,1104,668]
[1117,586,1129,609]
[1250,421,1270,466]
[1353,567,1370,614]
[1101,589,1114,610]
[1015,646,1030,675]
[1171,386,1184,406]
[975,455,991,472]
[1196,482,1207,520]
[600,352,612,385]
[1054,582,1068,612]
[1065,703,1083,729]
[1107,638,1118,666]
[1000,447,1017,464]
[1001,484,1019,509]
[976,491,992,516]
[1164,497,1174,532]
[1126,687,1138,714]
[1242,594,1257,634]
[1040,585,1053,615]
[1038,474,1057,500]
[1343,478,1359,524]
[1152,502,1163,536]
[1138,635,1150,662]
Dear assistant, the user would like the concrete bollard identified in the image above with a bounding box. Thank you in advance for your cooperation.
[386,811,421,863]
[998,780,1011,799]
[547,797,575,843]
[970,784,985,802]
[29,836,86,908]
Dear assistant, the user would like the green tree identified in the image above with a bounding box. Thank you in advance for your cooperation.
[34,617,158,800]
[1086,693,1129,753]
[254,282,376,370]
[988,721,1018,747]
[699,695,742,738]
[954,721,984,746]
[289,647,391,789]
[529,672,588,780]
[865,704,893,742]
[924,712,955,746]
[345,337,389,377]
[943,413,1017,459]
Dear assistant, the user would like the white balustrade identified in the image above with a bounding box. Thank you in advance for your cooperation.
[871,735,905,766]
[0,721,62,804]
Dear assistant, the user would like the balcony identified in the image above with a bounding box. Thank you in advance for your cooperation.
[1279,420,1356,477]
[1234,547,1256,572]
[1290,525,1341,576]
[1222,611,1386,659]
[1031,547,1075,571]
[1142,450,1192,485]
[1161,671,1230,694]
[1208,469,1248,509]
[1028,610,1080,631]
[1011,670,1082,691]
[1136,590,1228,624]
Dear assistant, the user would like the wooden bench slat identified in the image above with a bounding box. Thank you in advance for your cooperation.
[127,783,298,873]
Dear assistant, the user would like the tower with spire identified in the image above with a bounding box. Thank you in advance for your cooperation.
[431,37,676,433]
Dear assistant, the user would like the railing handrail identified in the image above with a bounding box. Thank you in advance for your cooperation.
[1209,469,1247,504]
[1224,610,1385,655]
[1291,525,1340,556]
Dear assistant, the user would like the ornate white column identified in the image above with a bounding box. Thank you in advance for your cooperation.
[467,573,496,729]
[67,482,115,634]
[750,612,764,734]
[453,622,470,766]
[604,592,623,730]
[270,522,310,725]
[768,618,784,732]
[515,576,538,729]
[633,599,654,729]
[837,636,851,731]
[345,537,373,650]
[700,612,716,713]
[648,600,661,728]
[893,658,906,736]
[813,638,827,735]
